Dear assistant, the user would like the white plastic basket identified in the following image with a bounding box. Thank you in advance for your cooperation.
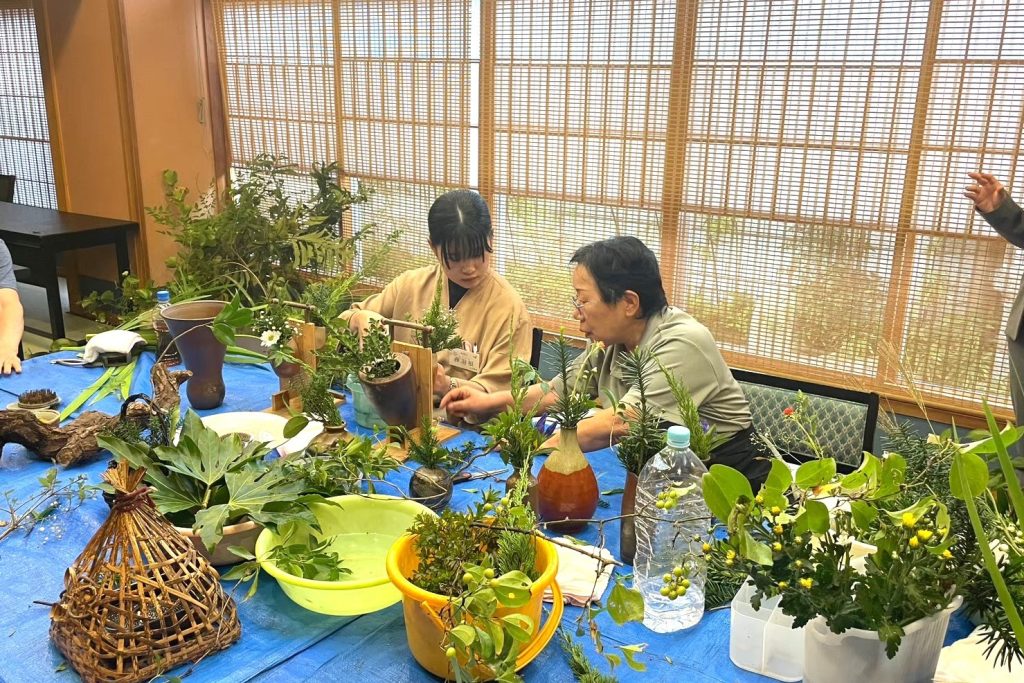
[803,595,963,683]
[729,580,804,681]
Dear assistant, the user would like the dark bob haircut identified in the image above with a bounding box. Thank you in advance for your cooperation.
[427,190,493,266]
[570,236,668,318]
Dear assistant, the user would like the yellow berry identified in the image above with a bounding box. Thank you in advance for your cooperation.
[663,573,673,583]
[909,537,920,549]
[462,572,473,585]
[446,647,457,658]
[483,568,495,579]
[673,567,684,577]
[799,577,813,589]
[660,586,670,596]
[483,503,493,512]
[682,579,691,588]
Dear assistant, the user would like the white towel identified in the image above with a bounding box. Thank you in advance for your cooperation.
[543,540,616,607]
[933,625,1016,683]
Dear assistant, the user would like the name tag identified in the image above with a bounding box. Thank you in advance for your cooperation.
[449,347,481,372]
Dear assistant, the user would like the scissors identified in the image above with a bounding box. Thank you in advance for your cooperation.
[452,468,509,484]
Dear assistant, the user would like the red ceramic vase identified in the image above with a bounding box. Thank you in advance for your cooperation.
[536,428,599,533]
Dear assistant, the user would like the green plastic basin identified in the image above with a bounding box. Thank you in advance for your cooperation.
[254,494,434,616]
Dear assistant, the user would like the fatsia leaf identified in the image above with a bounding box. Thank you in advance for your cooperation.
[194,504,232,551]
[224,466,308,511]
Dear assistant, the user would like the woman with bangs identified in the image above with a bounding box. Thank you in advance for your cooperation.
[342,190,532,397]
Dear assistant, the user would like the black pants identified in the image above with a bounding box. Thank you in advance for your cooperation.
[708,425,771,493]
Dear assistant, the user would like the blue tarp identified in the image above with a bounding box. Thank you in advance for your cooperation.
[0,352,970,682]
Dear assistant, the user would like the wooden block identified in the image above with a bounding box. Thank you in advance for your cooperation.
[392,340,434,429]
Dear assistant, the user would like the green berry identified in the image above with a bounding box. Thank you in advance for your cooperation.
[446,647,457,659]
[483,503,494,512]
[672,566,683,577]
[660,586,670,597]
[483,568,495,579]
[668,589,678,600]
[462,572,473,585]
[663,573,673,583]
[682,579,691,589]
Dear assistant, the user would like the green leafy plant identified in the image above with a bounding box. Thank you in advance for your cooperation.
[98,410,322,551]
[299,369,344,428]
[336,318,400,381]
[558,629,618,683]
[281,437,401,497]
[614,348,665,474]
[148,155,372,303]
[704,453,960,658]
[80,272,159,326]
[550,333,598,429]
[251,300,298,366]
[660,362,728,461]
[264,537,352,580]
[417,274,462,353]
[483,359,551,471]
[400,416,477,472]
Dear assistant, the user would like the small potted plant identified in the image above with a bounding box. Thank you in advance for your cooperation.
[253,300,302,379]
[703,453,962,683]
[98,410,326,565]
[536,333,600,532]
[482,359,551,512]
[340,319,418,428]
[401,417,479,512]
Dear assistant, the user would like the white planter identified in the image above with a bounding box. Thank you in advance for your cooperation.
[730,580,804,681]
[803,595,962,683]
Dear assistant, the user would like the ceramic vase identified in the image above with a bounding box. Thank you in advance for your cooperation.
[536,428,599,532]
[619,471,639,564]
[359,352,417,429]
[161,301,227,410]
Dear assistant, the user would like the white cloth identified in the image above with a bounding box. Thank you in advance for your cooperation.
[80,330,146,364]
[543,539,616,607]
[933,625,1017,683]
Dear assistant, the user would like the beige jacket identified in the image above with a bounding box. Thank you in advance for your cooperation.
[344,264,532,393]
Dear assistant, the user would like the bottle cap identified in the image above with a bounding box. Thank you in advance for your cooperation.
[156,290,171,303]
[667,425,690,448]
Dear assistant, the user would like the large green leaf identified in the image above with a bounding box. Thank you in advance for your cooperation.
[194,504,232,552]
[738,529,773,566]
[703,465,754,522]
[492,571,533,608]
[949,449,988,500]
[500,614,534,643]
[607,580,645,625]
[795,459,836,490]
[763,458,793,494]
[793,499,829,535]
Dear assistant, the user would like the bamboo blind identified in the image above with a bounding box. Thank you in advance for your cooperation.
[0,0,56,209]
[210,0,1024,416]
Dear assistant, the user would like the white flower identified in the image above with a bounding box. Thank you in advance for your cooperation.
[260,330,281,348]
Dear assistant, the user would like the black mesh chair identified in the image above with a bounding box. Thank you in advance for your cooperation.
[0,175,14,202]
[529,327,544,370]
[731,368,879,469]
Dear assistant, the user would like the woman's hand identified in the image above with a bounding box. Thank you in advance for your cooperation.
[965,172,1006,213]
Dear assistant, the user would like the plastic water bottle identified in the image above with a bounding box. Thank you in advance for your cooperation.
[153,290,179,364]
[633,425,711,632]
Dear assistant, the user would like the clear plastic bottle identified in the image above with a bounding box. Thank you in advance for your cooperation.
[153,290,179,364]
[633,425,711,632]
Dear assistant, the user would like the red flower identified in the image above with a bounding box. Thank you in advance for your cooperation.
[782,406,795,416]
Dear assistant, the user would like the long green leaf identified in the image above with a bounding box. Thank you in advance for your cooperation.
[983,402,1024,522]
[60,366,115,420]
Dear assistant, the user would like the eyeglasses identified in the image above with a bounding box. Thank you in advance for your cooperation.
[571,295,586,313]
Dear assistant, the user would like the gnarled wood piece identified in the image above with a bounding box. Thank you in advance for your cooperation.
[0,363,191,467]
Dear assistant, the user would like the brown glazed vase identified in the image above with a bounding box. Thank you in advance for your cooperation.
[536,428,599,533]
[619,471,639,565]
[359,352,417,429]
[504,470,540,516]
[161,301,228,410]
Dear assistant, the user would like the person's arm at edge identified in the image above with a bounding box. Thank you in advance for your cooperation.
[0,288,24,374]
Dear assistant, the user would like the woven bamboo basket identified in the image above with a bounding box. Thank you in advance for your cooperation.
[50,463,241,682]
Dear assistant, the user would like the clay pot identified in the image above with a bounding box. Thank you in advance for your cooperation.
[176,518,262,566]
[505,470,540,516]
[272,358,303,379]
[536,428,599,533]
[161,301,228,410]
[409,467,453,512]
[359,352,417,429]
[619,471,639,565]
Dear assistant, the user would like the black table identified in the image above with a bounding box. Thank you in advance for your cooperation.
[0,201,137,339]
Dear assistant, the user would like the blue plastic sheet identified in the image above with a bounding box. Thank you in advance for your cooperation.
[0,352,971,682]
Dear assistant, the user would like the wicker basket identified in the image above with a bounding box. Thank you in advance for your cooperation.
[50,463,241,682]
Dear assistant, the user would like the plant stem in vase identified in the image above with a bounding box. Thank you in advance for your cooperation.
[536,428,598,533]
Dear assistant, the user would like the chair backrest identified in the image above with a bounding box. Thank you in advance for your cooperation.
[731,368,879,467]
[0,175,14,202]
[529,327,544,370]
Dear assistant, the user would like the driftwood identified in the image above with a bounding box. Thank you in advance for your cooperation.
[0,363,190,467]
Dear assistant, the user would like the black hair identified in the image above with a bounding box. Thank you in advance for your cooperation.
[427,190,493,266]
[570,236,668,318]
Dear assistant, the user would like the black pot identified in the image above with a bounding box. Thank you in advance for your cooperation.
[409,467,453,512]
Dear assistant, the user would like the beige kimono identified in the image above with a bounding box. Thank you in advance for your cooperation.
[343,265,533,393]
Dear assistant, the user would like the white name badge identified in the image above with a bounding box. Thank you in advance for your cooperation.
[449,347,481,372]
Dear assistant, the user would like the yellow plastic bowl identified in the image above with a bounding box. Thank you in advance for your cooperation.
[255,494,435,615]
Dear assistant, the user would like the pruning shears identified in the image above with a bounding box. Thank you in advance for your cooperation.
[452,468,509,484]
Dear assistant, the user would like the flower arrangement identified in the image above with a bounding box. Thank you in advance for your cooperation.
[252,302,298,367]
[702,453,960,658]
[548,333,600,429]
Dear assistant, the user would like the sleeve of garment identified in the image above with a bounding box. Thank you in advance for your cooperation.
[979,192,1024,249]
[468,314,533,393]
[617,336,720,425]
[0,241,16,291]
